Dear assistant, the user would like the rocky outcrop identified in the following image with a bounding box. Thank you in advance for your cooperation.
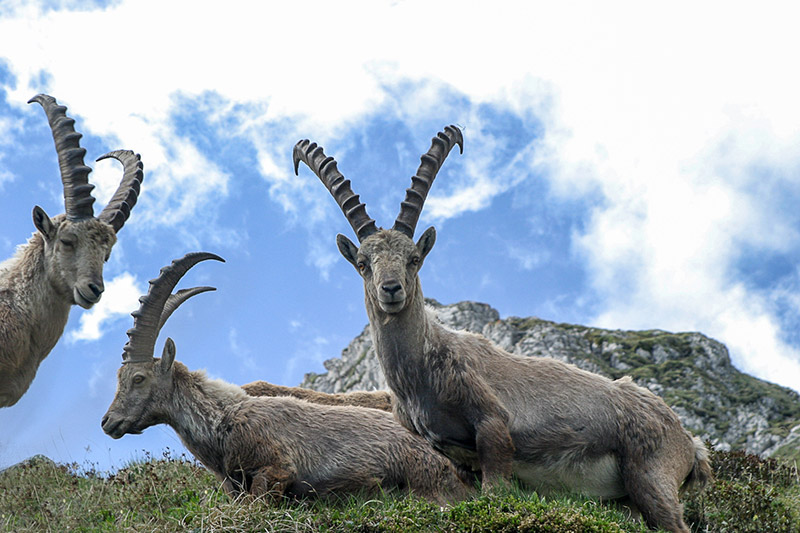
[302,300,800,461]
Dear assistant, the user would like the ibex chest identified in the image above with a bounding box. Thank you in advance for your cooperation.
[394,384,480,469]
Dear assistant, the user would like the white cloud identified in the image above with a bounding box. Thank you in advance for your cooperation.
[505,243,550,272]
[0,116,21,190]
[68,272,142,343]
[2,0,800,391]
[527,8,800,388]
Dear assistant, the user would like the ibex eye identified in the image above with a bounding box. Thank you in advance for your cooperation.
[410,257,420,266]
[357,262,367,272]
[60,239,75,248]
[133,375,145,385]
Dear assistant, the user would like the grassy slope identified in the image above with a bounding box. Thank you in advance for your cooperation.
[1,449,797,533]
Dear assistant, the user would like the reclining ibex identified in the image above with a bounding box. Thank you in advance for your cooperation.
[241,381,391,411]
[101,253,473,503]
[0,95,143,407]
[294,126,711,532]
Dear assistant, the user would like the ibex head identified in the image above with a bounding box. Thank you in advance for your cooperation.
[294,126,462,314]
[102,252,223,439]
[28,95,144,309]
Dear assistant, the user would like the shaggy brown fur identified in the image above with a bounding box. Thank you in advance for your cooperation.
[241,381,392,411]
[1,95,142,408]
[297,125,711,532]
[102,342,473,503]
[339,229,711,533]
[103,253,473,503]
[0,218,115,407]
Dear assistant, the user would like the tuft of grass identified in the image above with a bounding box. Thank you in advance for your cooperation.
[684,447,800,532]
[1,448,797,532]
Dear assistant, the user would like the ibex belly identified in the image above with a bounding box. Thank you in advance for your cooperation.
[514,453,626,499]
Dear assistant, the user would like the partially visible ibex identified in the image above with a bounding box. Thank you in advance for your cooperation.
[1,95,143,407]
[294,126,711,532]
[102,253,473,503]
[241,381,392,411]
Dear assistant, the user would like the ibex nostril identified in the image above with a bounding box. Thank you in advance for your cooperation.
[88,282,104,298]
[101,415,108,426]
[382,282,402,296]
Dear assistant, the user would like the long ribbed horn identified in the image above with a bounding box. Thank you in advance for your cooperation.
[392,125,463,239]
[96,150,144,233]
[28,94,96,221]
[293,140,377,242]
[122,253,224,364]
[157,287,216,336]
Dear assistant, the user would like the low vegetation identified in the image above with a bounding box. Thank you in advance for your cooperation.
[1,447,797,532]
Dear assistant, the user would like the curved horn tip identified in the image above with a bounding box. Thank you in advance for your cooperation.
[96,149,135,162]
[292,140,311,175]
[27,94,52,105]
[178,251,226,265]
[206,252,225,263]
[445,125,464,153]
[183,286,217,294]
[293,153,301,175]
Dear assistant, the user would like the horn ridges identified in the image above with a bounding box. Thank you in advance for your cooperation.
[293,139,378,242]
[28,94,96,221]
[96,150,144,233]
[122,253,224,364]
[392,125,463,238]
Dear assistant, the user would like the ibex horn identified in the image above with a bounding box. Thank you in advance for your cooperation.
[293,140,378,242]
[96,150,144,234]
[392,125,463,239]
[28,94,96,221]
[122,252,224,364]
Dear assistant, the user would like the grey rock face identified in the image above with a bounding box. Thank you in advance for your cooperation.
[301,300,800,460]
[0,454,57,476]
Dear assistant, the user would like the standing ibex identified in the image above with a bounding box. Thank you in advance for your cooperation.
[102,253,473,503]
[0,95,143,407]
[294,126,711,532]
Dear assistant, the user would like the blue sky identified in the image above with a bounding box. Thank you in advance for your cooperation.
[2,0,800,471]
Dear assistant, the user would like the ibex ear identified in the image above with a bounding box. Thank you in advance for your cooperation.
[416,226,436,261]
[32,206,56,242]
[160,337,176,373]
[337,233,360,269]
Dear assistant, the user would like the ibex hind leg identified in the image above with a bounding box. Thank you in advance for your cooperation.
[249,465,294,499]
[476,415,515,491]
[622,465,689,533]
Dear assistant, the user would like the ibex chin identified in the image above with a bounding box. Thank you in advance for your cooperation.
[0,95,143,407]
[101,253,473,503]
[294,126,711,532]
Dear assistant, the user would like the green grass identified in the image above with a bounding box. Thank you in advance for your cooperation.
[1,448,797,532]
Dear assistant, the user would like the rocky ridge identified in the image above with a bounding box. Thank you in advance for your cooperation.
[302,300,800,461]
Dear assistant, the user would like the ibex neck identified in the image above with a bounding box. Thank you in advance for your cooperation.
[0,234,71,357]
[166,366,247,470]
[366,280,431,393]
